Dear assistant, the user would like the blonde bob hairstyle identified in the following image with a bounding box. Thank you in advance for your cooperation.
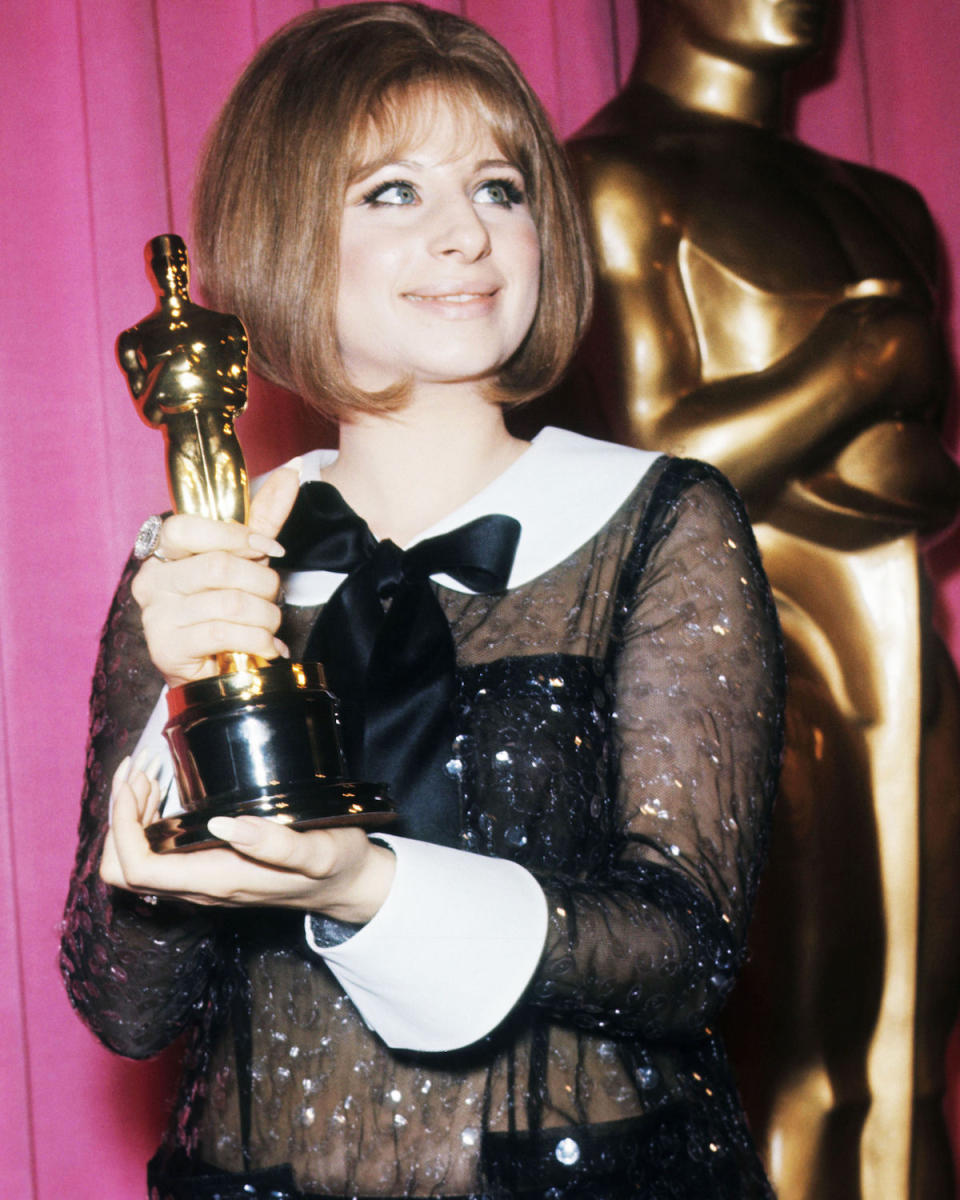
[192,2,593,420]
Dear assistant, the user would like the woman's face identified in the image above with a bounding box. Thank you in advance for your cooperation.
[336,101,541,400]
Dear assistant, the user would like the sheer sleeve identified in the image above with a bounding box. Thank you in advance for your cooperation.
[59,556,222,1059]
[530,461,784,1040]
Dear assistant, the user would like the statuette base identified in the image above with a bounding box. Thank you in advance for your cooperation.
[150,658,394,853]
[145,781,393,853]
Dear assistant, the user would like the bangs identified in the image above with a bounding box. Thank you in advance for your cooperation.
[347,80,538,200]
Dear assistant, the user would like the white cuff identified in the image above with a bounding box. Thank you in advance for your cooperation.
[306,834,548,1052]
[131,688,181,816]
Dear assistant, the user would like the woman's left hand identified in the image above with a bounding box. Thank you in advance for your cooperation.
[100,755,396,925]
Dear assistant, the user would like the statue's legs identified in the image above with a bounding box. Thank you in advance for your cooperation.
[912,633,960,1196]
[165,411,248,525]
[724,606,883,1199]
[723,531,960,1199]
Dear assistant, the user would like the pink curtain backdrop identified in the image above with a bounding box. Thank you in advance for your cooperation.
[2,2,959,1197]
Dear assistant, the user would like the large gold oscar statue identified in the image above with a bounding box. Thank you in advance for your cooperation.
[566,2,960,1196]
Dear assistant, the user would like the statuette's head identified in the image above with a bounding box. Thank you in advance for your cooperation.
[148,233,190,301]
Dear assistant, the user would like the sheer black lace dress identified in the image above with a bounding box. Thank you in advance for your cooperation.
[61,444,785,1199]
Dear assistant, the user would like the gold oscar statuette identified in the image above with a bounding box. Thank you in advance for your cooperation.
[118,233,394,852]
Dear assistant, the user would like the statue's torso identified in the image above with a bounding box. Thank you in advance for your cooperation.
[570,90,959,539]
[120,302,248,420]
[577,94,935,361]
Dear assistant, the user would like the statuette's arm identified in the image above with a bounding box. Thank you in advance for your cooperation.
[646,296,944,500]
[116,331,148,400]
[578,157,945,505]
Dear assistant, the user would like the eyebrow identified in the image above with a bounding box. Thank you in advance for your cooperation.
[349,155,520,184]
[475,158,520,172]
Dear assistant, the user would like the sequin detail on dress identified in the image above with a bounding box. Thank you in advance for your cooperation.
[62,457,783,1198]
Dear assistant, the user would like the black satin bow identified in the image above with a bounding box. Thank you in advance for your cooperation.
[278,482,520,845]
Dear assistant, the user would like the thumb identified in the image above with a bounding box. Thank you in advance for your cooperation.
[248,459,302,541]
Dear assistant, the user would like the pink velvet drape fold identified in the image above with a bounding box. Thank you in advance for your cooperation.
[2,3,958,1197]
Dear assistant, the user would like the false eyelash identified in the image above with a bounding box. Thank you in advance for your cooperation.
[482,178,525,205]
[361,179,414,205]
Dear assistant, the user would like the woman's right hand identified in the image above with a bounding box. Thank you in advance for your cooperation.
[131,463,301,687]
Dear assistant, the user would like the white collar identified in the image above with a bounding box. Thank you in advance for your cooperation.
[280,427,661,603]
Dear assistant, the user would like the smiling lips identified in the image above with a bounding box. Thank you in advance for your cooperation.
[403,287,500,315]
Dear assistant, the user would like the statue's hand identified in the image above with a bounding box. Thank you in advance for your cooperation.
[142,349,210,414]
[837,293,942,422]
[842,278,904,301]
[117,333,148,399]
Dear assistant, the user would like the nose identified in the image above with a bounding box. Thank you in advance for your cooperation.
[427,196,491,262]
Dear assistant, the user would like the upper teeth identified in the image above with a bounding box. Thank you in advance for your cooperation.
[410,293,484,302]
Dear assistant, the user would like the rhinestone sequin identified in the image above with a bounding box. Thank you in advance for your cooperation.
[555,1137,581,1166]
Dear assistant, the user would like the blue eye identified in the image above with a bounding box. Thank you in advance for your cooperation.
[476,178,525,207]
[362,180,418,206]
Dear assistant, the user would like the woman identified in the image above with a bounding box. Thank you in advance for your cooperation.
[61,6,784,1197]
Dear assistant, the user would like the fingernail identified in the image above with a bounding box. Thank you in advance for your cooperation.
[145,754,164,781]
[249,532,285,558]
[207,816,260,845]
[132,748,151,775]
[112,756,132,792]
[274,638,291,659]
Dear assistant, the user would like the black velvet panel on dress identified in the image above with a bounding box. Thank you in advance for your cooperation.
[61,457,784,1199]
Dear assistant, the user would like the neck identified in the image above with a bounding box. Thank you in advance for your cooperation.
[322,388,529,545]
[633,23,786,129]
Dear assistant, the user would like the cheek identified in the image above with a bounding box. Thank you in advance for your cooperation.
[336,234,365,319]
[335,240,379,359]
[515,227,542,325]
[338,225,405,304]
[339,240,378,301]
